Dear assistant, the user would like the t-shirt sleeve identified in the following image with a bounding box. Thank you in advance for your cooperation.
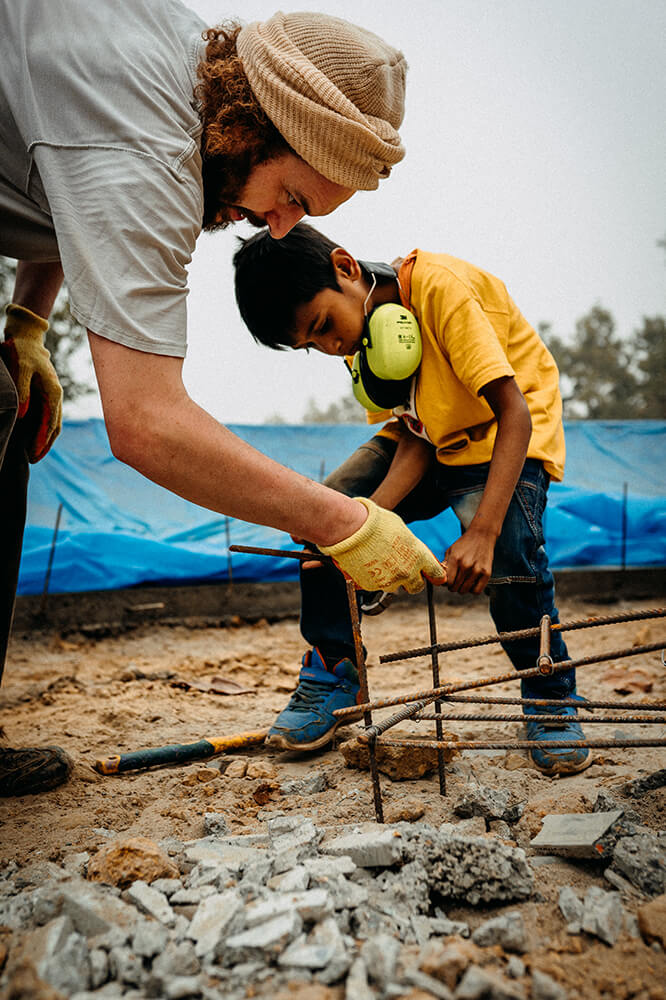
[425,285,515,396]
[33,143,202,357]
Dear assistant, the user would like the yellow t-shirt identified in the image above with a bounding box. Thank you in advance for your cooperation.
[368,250,565,481]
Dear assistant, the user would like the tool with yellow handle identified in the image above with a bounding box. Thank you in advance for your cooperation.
[95,730,267,775]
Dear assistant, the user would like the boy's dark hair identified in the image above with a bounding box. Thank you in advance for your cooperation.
[233,223,341,350]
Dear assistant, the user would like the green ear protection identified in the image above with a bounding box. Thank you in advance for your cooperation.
[347,263,422,411]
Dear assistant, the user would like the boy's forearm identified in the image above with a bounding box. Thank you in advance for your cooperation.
[371,430,431,510]
[12,260,64,319]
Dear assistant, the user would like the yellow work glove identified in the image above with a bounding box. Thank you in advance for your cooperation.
[1,303,63,462]
[320,497,447,594]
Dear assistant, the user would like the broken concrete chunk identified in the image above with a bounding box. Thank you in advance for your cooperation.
[58,881,139,939]
[361,932,400,988]
[109,943,143,986]
[203,812,230,837]
[558,886,583,925]
[305,855,357,880]
[530,969,568,1000]
[344,956,374,1000]
[453,785,523,824]
[151,939,200,979]
[471,911,528,953]
[89,946,109,989]
[268,866,310,892]
[221,909,303,965]
[581,886,625,946]
[323,827,404,868]
[187,889,243,957]
[506,956,525,979]
[424,833,534,906]
[150,878,183,897]
[455,964,526,1000]
[622,768,666,798]
[402,965,455,999]
[29,918,92,996]
[132,917,169,958]
[245,888,332,927]
[612,833,665,896]
[530,810,623,858]
[280,772,327,795]
[126,880,175,926]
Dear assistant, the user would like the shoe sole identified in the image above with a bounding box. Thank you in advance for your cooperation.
[266,712,364,752]
[530,751,594,777]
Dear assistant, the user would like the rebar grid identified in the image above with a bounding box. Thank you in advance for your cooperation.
[418,694,666,710]
[223,545,665,822]
[379,606,665,663]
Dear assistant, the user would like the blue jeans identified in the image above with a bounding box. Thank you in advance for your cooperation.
[300,434,575,700]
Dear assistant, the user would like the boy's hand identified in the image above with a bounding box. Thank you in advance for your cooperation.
[320,497,447,593]
[444,525,497,595]
[1,304,63,462]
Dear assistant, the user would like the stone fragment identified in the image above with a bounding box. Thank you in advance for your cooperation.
[423,833,534,905]
[402,966,454,999]
[557,886,583,925]
[328,875,370,910]
[58,882,139,938]
[221,910,303,964]
[268,866,310,892]
[108,944,143,986]
[454,786,511,822]
[246,760,277,780]
[440,817,488,837]
[530,969,567,1000]
[637,894,666,947]
[581,886,624,946]
[472,911,528,953]
[41,928,92,995]
[126,880,175,926]
[152,940,200,979]
[385,797,426,824]
[184,840,264,872]
[345,956,374,1000]
[612,833,665,896]
[315,917,353,985]
[278,917,346,971]
[171,886,216,905]
[203,813,230,837]
[268,815,306,838]
[361,932,400,988]
[622,768,666,798]
[63,852,90,877]
[151,878,183,897]
[430,916,470,938]
[224,758,248,778]
[305,856,357,880]
[456,965,525,1000]
[530,811,623,858]
[163,975,203,999]
[87,836,179,888]
[89,947,109,989]
[419,937,479,990]
[323,827,404,868]
[132,918,169,958]
[245,888,333,927]
[187,890,243,957]
[280,772,327,795]
[339,729,458,780]
[506,956,525,979]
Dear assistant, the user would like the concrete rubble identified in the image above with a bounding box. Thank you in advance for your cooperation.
[1,810,663,1000]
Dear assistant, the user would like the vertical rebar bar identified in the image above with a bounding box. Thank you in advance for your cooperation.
[225,517,233,590]
[427,581,446,795]
[537,614,553,673]
[345,577,383,823]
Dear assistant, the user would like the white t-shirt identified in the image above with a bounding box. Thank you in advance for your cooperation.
[0,0,207,356]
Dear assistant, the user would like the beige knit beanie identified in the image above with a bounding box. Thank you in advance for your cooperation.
[236,11,407,191]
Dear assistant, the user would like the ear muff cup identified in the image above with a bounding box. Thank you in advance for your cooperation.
[351,303,422,410]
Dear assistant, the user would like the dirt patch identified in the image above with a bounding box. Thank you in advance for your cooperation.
[1,594,665,996]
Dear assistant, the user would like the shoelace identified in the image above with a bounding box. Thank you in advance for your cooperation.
[286,677,337,713]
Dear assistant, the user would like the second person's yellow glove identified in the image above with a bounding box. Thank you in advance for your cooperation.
[1,304,63,462]
[320,497,447,593]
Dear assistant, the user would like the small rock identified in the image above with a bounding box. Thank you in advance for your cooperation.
[385,797,426,824]
[187,889,243,957]
[246,760,278,780]
[472,911,528,953]
[402,966,455,999]
[89,947,109,989]
[132,918,169,958]
[203,813,230,837]
[454,786,510,821]
[558,886,583,925]
[323,827,404,868]
[622,768,666,798]
[612,833,665,895]
[419,937,477,990]
[109,944,143,986]
[506,956,525,979]
[126,880,175,926]
[222,910,303,965]
[225,759,248,778]
[637,894,666,947]
[530,969,567,1000]
[339,728,458,780]
[361,932,400,988]
[163,975,203,999]
[151,878,182,897]
[87,836,179,888]
[456,964,525,1000]
[280,772,327,795]
[152,940,200,980]
[423,832,534,905]
[268,866,310,892]
[345,956,374,1000]
[581,886,624,946]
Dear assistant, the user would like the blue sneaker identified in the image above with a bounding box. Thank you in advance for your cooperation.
[267,648,362,751]
[525,694,593,776]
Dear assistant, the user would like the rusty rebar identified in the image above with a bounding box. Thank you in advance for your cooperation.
[376,737,666,751]
[360,699,430,743]
[427,581,446,795]
[229,544,334,563]
[421,695,666,710]
[413,712,666,724]
[538,614,553,673]
[335,641,665,717]
[379,607,665,664]
[345,576,383,824]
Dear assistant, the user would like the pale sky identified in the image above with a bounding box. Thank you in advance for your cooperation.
[73,0,665,424]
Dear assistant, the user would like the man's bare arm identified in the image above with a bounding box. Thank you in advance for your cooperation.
[12,260,64,318]
[88,332,366,546]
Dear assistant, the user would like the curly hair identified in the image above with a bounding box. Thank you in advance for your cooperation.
[196,23,290,231]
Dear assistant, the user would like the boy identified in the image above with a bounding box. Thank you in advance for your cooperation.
[233,223,590,776]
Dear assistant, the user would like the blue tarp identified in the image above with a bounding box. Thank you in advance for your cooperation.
[18,419,666,595]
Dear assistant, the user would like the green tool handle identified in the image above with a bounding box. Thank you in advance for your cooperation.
[95,730,266,775]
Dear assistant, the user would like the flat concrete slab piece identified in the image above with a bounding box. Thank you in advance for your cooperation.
[531,810,623,857]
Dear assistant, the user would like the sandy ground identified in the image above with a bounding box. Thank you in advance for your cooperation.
[1,594,665,997]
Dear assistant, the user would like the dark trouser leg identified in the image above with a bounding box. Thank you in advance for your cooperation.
[448,459,575,699]
[300,435,444,667]
[0,358,27,684]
